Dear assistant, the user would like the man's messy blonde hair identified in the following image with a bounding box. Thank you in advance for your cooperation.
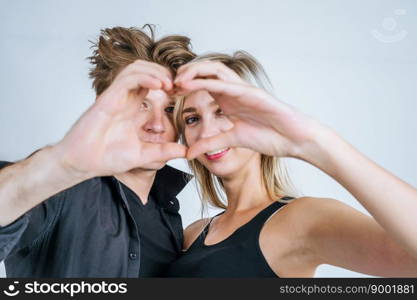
[88,25,196,95]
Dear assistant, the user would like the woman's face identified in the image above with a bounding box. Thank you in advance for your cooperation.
[182,90,260,179]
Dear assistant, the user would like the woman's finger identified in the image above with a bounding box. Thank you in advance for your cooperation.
[186,130,239,160]
[176,61,242,84]
[176,79,247,98]
[140,142,188,164]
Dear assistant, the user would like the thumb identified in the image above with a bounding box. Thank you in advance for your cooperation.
[142,142,187,163]
[135,87,149,100]
[187,130,239,160]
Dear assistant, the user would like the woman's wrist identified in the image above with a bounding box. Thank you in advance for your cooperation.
[293,124,349,176]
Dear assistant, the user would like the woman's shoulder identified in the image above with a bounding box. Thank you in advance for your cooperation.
[281,195,345,212]
[263,196,350,262]
[269,196,348,234]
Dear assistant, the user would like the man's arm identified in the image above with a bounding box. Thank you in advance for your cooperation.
[0,145,89,227]
[0,59,185,227]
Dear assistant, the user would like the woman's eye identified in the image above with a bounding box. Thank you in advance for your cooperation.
[165,106,174,113]
[185,116,199,125]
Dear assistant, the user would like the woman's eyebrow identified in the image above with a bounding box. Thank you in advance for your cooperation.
[182,100,218,114]
[182,107,196,114]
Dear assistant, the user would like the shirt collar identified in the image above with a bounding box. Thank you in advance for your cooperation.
[150,165,192,212]
[108,165,192,212]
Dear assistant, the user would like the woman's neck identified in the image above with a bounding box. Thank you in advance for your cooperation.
[221,156,274,213]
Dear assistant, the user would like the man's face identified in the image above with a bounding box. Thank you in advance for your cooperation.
[135,89,177,170]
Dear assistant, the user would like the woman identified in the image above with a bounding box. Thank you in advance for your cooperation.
[164,51,417,277]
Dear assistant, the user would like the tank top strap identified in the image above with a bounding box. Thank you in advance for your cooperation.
[226,197,294,240]
[203,211,225,235]
[191,197,293,249]
[248,200,289,229]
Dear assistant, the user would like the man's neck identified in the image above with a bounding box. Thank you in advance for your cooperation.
[114,168,157,205]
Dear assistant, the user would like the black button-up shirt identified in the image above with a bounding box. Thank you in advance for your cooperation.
[0,161,190,277]
[120,183,178,277]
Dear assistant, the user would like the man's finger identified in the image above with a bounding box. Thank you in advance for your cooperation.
[133,60,173,81]
[119,73,163,91]
[135,87,149,101]
[124,69,172,91]
[122,62,173,91]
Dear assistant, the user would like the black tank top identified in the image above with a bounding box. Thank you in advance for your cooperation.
[164,198,293,278]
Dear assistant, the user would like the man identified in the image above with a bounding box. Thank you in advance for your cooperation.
[0,26,196,277]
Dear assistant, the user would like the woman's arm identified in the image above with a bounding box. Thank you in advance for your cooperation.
[303,129,417,259]
[175,60,417,257]
[299,197,417,277]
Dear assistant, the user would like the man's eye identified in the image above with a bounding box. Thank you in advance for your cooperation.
[185,116,199,125]
[216,108,224,115]
[165,106,174,113]
[140,101,151,111]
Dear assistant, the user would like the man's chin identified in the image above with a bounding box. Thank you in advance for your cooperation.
[139,161,167,171]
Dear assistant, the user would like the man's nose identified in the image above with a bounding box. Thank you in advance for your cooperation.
[143,110,165,134]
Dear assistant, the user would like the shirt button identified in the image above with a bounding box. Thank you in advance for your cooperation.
[129,252,137,260]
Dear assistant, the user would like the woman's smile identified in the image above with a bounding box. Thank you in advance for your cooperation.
[204,148,230,161]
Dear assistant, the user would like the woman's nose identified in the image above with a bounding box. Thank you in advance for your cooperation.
[199,118,222,139]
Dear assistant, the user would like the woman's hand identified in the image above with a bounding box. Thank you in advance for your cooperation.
[176,60,417,258]
[175,60,329,162]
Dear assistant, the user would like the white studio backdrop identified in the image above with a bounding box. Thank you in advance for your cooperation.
[1,0,416,278]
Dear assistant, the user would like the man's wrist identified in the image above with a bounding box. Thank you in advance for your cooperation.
[47,145,94,184]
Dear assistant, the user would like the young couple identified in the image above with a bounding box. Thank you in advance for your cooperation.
[0,25,416,278]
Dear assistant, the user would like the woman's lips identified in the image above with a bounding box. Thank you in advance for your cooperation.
[204,148,230,161]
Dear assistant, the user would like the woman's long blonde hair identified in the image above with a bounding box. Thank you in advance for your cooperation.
[174,51,297,215]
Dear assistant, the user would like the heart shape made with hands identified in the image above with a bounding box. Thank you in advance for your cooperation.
[59,59,319,178]
[167,63,316,161]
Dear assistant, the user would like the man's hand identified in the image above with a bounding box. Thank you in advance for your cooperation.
[55,60,186,179]
[0,60,186,226]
